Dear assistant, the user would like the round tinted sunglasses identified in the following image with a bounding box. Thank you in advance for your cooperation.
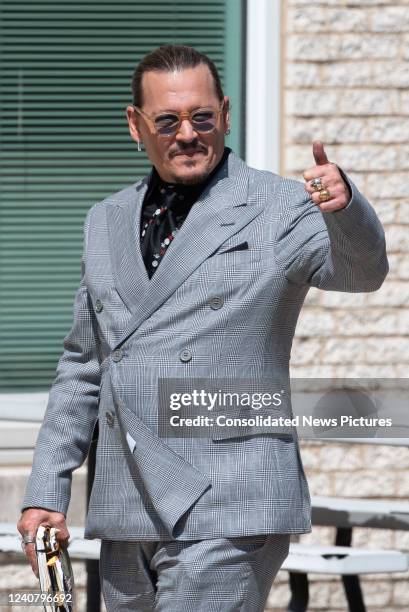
[133,102,225,137]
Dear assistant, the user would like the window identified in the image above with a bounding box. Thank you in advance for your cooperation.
[0,0,244,390]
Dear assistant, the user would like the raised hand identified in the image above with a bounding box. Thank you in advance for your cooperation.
[303,141,351,212]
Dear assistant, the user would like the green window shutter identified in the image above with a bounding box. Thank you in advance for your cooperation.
[0,0,245,391]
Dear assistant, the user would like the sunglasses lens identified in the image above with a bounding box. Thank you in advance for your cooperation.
[155,114,179,135]
[192,110,216,132]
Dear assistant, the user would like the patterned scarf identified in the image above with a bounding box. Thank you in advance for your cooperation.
[140,148,229,278]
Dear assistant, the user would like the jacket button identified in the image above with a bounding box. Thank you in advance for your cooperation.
[179,349,192,363]
[112,348,123,362]
[105,410,115,427]
[209,296,224,310]
[95,299,103,313]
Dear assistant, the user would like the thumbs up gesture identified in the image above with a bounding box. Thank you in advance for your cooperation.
[303,141,351,212]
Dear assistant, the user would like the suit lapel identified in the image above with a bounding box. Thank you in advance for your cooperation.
[106,177,150,311]
[108,152,264,349]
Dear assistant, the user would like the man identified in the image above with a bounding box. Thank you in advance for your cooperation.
[18,45,388,611]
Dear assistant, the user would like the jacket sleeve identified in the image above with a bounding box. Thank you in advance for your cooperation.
[275,172,388,292]
[21,209,101,516]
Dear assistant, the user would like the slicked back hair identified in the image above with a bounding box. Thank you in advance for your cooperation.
[131,44,224,107]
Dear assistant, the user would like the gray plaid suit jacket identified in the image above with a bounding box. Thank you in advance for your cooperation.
[22,150,388,541]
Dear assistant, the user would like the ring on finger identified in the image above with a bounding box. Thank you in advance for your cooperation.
[310,177,325,191]
[21,535,36,545]
[318,189,331,202]
[20,540,35,554]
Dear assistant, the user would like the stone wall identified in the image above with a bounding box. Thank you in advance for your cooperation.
[285,0,409,379]
[279,1,409,610]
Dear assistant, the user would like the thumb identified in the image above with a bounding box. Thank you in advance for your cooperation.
[54,525,70,542]
[313,140,329,165]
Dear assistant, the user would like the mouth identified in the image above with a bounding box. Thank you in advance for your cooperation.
[173,150,205,158]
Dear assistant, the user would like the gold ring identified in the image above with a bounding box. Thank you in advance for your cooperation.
[318,189,331,202]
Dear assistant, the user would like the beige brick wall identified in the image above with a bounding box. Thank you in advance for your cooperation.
[285,0,409,378]
[277,1,409,610]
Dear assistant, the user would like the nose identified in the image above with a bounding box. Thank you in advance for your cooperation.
[176,118,197,142]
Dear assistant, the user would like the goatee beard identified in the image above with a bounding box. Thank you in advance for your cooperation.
[172,170,210,186]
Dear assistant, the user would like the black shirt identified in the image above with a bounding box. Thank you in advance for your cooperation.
[140,148,230,278]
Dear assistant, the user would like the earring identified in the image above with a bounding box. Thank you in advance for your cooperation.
[137,140,142,152]
[225,128,231,136]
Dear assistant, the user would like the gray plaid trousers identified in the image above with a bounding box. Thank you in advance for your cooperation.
[100,534,290,612]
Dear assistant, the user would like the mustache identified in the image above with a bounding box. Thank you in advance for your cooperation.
[170,144,207,157]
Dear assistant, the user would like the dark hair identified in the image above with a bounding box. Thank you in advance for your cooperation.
[131,44,224,107]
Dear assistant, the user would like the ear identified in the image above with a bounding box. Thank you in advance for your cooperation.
[125,105,143,144]
[222,96,231,132]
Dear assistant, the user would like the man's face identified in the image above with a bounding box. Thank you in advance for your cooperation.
[126,64,230,185]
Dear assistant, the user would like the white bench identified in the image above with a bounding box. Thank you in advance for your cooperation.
[2,521,408,570]
[283,542,408,574]
[285,439,409,612]
[284,499,409,611]
[0,523,100,561]
[311,494,409,531]
[1,522,407,581]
